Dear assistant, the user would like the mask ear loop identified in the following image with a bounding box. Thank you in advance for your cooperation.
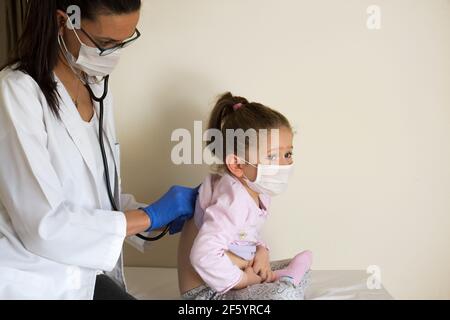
[237,157,259,183]
[238,157,258,169]
[58,16,88,85]
[65,16,84,45]
[57,34,88,85]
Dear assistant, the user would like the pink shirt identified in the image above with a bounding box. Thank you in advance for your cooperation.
[190,173,271,294]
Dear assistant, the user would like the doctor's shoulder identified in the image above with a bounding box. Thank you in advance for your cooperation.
[0,67,49,118]
[0,67,41,92]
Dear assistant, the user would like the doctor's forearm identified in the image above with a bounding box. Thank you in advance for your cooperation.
[125,210,151,237]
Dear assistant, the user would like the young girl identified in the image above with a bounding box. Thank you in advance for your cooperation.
[178,93,312,300]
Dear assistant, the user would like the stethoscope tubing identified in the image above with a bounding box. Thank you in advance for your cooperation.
[85,76,170,242]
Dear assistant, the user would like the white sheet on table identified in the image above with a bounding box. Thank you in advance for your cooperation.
[124,268,393,300]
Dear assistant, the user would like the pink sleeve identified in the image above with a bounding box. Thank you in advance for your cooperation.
[190,179,247,294]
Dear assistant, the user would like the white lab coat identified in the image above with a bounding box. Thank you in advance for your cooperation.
[0,68,146,300]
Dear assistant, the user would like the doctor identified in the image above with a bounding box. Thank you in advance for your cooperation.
[0,0,198,300]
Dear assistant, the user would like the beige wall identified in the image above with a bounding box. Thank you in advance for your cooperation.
[111,0,450,299]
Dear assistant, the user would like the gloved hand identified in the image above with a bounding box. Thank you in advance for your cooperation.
[168,216,189,235]
[142,185,200,232]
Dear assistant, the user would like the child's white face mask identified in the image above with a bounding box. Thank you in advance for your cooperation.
[241,159,294,196]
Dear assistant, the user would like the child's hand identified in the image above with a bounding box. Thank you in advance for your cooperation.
[234,267,262,290]
[252,246,274,283]
[244,267,263,286]
[226,251,253,270]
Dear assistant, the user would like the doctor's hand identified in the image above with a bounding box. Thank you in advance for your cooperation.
[142,185,200,233]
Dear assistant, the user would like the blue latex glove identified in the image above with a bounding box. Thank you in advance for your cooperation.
[169,216,189,235]
[142,185,200,232]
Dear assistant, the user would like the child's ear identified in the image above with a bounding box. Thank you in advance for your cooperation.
[225,154,245,178]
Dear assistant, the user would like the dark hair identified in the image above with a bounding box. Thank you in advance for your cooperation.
[2,0,141,119]
[207,92,292,166]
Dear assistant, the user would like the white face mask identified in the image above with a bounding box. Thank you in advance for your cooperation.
[58,18,121,77]
[241,159,294,196]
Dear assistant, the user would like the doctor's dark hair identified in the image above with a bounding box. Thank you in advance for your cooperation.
[207,92,292,167]
[3,0,141,119]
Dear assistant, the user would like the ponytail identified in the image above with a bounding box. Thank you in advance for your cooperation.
[207,92,249,132]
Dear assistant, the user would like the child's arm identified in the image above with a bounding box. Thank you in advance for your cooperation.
[226,247,276,283]
[190,180,256,294]
[190,209,247,294]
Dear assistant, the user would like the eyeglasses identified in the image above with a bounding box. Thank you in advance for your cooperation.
[79,28,141,56]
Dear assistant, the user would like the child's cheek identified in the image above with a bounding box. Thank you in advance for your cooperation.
[244,166,258,182]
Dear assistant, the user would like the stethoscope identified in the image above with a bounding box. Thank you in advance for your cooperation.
[85,75,170,242]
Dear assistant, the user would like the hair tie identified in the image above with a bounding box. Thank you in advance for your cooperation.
[233,103,243,111]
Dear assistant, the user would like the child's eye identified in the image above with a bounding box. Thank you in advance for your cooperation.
[267,154,278,162]
[284,152,293,159]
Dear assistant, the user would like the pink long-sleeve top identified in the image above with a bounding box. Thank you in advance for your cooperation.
[190,173,271,294]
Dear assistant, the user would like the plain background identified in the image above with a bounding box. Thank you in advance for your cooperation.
[110,0,450,299]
